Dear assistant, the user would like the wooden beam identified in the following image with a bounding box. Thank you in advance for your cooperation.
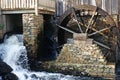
[56,24,76,34]
[1,9,35,14]
[35,0,38,15]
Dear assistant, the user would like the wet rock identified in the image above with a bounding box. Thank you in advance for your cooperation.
[2,73,18,80]
[0,60,13,76]
[0,76,2,80]
[31,74,38,78]
[0,60,18,80]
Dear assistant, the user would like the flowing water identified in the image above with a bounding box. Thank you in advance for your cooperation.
[0,35,106,80]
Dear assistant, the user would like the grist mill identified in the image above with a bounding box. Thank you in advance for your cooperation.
[0,0,120,79]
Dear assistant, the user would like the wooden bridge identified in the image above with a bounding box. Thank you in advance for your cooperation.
[0,0,55,15]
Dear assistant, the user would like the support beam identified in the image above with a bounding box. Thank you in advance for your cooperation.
[35,0,38,15]
[93,40,110,50]
[56,24,76,34]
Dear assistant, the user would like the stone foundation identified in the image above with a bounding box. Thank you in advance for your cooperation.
[35,61,115,79]
[55,39,115,77]
[57,43,106,65]
[37,39,115,78]
[23,14,44,58]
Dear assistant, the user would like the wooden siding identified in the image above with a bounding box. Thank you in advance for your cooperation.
[0,0,55,14]
[38,0,55,10]
[56,0,118,16]
[1,0,35,9]
[0,0,118,15]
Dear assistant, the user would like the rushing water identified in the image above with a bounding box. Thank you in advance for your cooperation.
[0,35,106,80]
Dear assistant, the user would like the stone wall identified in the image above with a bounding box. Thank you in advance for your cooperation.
[23,14,44,59]
[55,39,115,77]
[34,39,115,78]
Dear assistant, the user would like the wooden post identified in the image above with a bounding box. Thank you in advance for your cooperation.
[35,0,38,15]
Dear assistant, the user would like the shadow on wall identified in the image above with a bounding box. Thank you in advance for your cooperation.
[37,15,58,61]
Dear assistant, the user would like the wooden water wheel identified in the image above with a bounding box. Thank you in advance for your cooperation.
[56,5,119,62]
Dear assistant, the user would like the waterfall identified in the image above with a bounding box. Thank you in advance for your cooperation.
[0,34,96,80]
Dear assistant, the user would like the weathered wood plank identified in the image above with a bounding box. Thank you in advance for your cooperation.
[26,0,28,8]
[56,0,118,16]
[1,0,55,11]
[35,0,38,15]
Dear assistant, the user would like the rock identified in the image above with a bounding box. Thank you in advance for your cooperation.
[2,73,18,80]
[0,60,13,76]
[0,76,2,80]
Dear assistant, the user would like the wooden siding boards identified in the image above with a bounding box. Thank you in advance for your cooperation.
[119,0,120,14]
[0,0,118,15]
[1,0,55,15]
[111,0,118,14]
[56,0,118,16]
[1,0,35,9]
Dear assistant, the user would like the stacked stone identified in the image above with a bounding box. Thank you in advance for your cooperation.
[57,41,107,65]
[23,14,44,58]
[52,63,115,77]
[56,39,115,77]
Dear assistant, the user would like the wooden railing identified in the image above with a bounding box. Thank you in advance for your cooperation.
[1,0,35,9]
[0,0,55,14]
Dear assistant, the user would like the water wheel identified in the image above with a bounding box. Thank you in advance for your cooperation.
[56,5,119,62]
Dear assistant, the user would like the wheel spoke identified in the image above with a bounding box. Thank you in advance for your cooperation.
[78,21,109,39]
[88,27,111,37]
[72,8,83,33]
[90,13,99,27]
[78,10,85,28]
[85,8,97,33]
[93,40,110,50]
[56,24,76,34]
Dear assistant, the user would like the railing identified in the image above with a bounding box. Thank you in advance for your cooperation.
[1,0,35,9]
[0,0,55,12]
[1,0,118,15]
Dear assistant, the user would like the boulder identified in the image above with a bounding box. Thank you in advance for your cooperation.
[0,60,13,76]
[2,73,18,80]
